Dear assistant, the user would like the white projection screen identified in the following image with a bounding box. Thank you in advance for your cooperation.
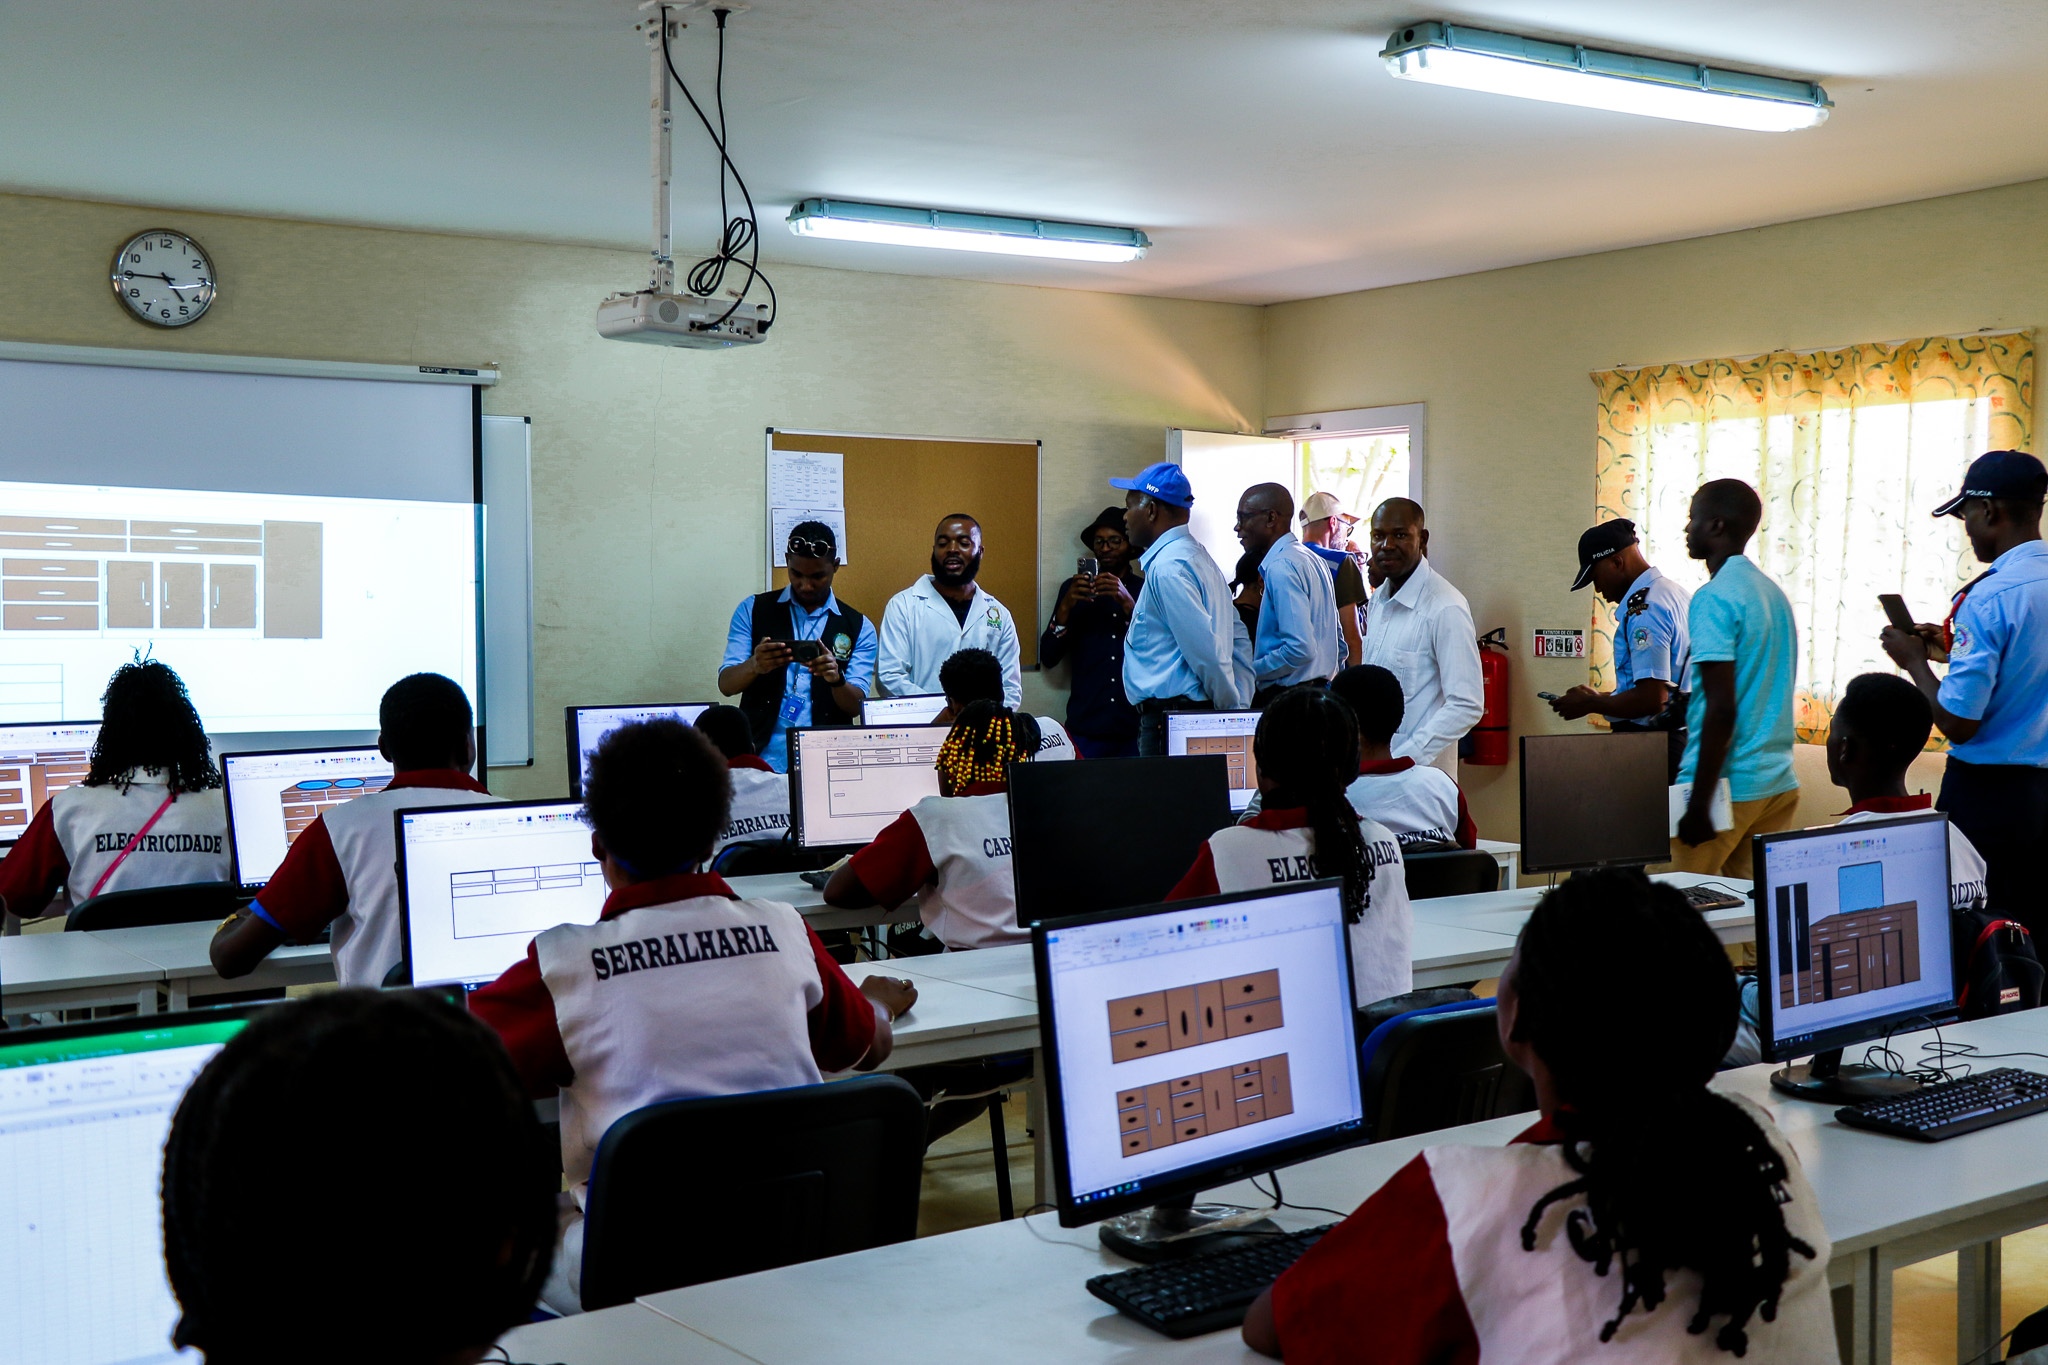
[0,353,485,761]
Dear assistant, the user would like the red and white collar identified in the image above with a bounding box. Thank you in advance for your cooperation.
[599,871,739,920]
[1358,757,1416,776]
[1242,807,1312,832]
[727,754,775,773]
[1839,794,1933,818]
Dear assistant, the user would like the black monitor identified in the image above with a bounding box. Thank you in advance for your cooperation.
[565,703,714,798]
[1034,880,1367,1259]
[1518,731,1670,874]
[1754,811,1956,1103]
[1009,756,1234,922]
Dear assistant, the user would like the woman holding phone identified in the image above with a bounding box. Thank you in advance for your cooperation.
[1040,507,1145,757]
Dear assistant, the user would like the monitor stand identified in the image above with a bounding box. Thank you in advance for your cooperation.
[1097,1192,1281,1264]
[1769,1048,1922,1105]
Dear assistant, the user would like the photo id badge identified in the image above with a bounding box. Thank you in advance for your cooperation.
[780,692,807,728]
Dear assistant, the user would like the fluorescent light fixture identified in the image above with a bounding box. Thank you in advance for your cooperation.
[1381,22,1830,131]
[787,199,1150,262]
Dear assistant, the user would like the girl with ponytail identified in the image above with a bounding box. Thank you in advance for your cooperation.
[1244,870,1835,1363]
[1166,685,1412,1006]
[824,699,1037,949]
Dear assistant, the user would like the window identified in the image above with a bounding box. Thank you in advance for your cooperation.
[1590,333,2032,742]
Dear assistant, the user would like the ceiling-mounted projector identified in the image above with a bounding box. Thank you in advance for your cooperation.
[596,291,767,348]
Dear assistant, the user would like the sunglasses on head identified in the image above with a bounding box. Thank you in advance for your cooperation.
[787,536,835,559]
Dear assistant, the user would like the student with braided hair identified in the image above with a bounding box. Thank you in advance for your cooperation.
[1166,685,1411,1006]
[824,699,1039,949]
[161,990,559,1365]
[1245,870,1834,1363]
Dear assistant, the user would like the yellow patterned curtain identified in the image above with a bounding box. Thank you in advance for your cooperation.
[1590,332,2033,744]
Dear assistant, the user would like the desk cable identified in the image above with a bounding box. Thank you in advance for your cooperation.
[482,1344,563,1365]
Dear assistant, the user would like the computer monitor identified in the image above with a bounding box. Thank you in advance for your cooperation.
[1034,880,1366,1257]
[0,720,100,847]
[565,703,714,798]
[788,723,947,849]
[1164,710,1261,812]
[0,1006,260,1365]
[398,798,607,990]
[222,745,395,893]
[1009,756,1234,922]
[1754,811,1956,1103]
[861,693,946,725]
[1518,731,1670,874]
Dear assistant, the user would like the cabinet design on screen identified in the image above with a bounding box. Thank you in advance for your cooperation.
[0,744,89,833]
[1,516,322,638]
[1116,1055,1293,1157]
[1107,969,1282,1062]
[1774,860,1922,1009]
[1183,733,1254,795]
[280,776,391,845]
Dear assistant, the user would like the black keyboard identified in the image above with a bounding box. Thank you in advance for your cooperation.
[1087,1224,1332,1338]
[1681,884,1746,912]
[1836,1067,2048,1141]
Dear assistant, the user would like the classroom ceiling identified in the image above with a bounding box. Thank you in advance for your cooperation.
[5,1,2048,304]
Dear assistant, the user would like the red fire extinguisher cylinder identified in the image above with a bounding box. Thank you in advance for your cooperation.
[1470,627,1511,765]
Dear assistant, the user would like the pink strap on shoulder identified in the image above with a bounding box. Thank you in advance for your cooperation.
[85,790,180,902]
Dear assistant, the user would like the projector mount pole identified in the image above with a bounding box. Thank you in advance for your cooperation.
[638,1,679,295]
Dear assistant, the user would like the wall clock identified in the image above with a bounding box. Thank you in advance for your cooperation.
[110,229,215,327]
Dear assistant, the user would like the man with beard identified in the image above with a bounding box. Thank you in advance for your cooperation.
[1356,498,1483,774]
[877,513,1023,708]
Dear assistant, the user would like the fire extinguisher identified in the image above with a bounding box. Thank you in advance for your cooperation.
[1466,627,1511,765]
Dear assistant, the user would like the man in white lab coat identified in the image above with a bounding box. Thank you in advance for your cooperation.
[877,514,1023,708]
[1358,498,1483,773]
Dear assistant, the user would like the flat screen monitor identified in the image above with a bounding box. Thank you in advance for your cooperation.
[1755,812,1955,1064]
[789,724,947,849]
[861,693,946,726]
[1518,731,1670,874]
[398,798,606,990]
[1034,880,1366,1227]
[566,703,714,798]
[0,720,100,847]
[0,1006,260,1365]
[1165,710,1260,812]
[1009,756,1233,923]
[222,745,395,892]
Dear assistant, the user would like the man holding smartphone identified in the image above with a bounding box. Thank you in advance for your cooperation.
[717,521,877,772]
[1040,507,1143,757]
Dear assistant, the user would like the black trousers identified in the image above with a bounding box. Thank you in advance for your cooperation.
[1940,759,2048,940]
[1136,698,1212,756]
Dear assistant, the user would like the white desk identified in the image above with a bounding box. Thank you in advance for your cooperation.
[1414,871,1754,949]
[497,1301,756,1363]
[1473,837,1520,887]
[88,923,333,1008]
[0,931,165,1014]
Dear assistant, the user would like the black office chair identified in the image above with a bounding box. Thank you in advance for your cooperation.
[710,838,836,877]
[1402,849,1501,900]
[66,881,238,932]
[1358,1000,1537,1141]
[578,1074,926,1310]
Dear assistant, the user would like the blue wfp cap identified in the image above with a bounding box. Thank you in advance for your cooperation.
[1110,462,1194,509]
[1934,450,2048,517]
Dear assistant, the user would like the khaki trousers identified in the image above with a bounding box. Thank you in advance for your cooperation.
[1665,788,1801,881]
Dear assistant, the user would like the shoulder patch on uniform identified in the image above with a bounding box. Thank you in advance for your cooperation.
[1625,588,1651,615]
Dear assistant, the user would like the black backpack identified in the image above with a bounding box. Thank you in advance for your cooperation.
[1951,907,2046,1019]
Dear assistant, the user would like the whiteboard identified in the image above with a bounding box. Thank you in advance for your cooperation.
[482,415,534,767]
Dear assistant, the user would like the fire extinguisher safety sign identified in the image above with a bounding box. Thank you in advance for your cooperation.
[1533,629,1586,658]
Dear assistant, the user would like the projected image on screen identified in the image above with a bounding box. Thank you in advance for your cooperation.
[0,482,475,733]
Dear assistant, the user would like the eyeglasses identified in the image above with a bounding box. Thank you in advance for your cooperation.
[786,536,836,559]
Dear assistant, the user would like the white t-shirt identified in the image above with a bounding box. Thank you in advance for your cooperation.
[318,783,504,987]
[1839,804,1989,910]
[848,788,1023,951]
[1031,714,1078,762]
[49,774,230,905]
[1346,759,1467,851]
[716,765,792,854]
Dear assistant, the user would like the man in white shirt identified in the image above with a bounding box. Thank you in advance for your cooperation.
[1357,499,1484,772]
[877,514,1022,709]
[1236,483,1341,703]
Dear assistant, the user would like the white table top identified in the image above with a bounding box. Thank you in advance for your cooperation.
[498,1301,755,1363]
[1412,871,1753,942]
[88,921,330,979]
[726,869,828,911]
[0,929,164,993]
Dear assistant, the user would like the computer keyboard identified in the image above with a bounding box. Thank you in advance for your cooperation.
[1836,1067,2048,1141]
[1087,1224,1333,1338]
[1680,884,1746,912]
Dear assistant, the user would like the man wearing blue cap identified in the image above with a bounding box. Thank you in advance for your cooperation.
[1883,450,2048,937]
[1549,518,1692,781]
[1111,463,1252,754]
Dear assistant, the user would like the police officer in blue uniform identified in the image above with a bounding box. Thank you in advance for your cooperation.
[1883,451,2048,938]
[1549,518,1693,780]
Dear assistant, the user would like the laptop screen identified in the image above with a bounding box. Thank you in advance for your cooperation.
[0,1012,251,1365]
[399,799,607,989]
[0,720,100,847]
[222,746,394,891]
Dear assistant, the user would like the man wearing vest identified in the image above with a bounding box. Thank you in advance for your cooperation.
[470,717,913,1316]
[717,521,878,773]
[211,673,502,988]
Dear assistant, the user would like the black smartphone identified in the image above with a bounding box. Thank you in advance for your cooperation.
[790,640,824,664]
[1077,556,1100,580]
[1537,692,1560,702]
[1878,593,1917,633]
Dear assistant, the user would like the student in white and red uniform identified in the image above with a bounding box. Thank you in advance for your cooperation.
[1332,664,1476,851]
[692,704,792,856]
[0,661,230,919]
[469,717,915,1316]
[823,701,1038,950]
[1168,686,1412,1007]
[1244,872,1835,1364]
[210,673,501,988]
[937,647,1076,761]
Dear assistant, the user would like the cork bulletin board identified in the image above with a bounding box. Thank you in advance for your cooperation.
[766,428,1042,667]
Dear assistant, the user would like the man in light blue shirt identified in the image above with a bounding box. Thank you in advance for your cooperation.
[1550,518,1692,780]
[1672,480,1800,878]
[1112,463,1251,755]
[716,521,878,772]
[1883,450,2048,938]
[1235,482,1340,700]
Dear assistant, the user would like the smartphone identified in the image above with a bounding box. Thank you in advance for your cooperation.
[790,640,824,664]
[1878,593,1917,633]
[1077,556,1100,580]
[1537,692,1560,702]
